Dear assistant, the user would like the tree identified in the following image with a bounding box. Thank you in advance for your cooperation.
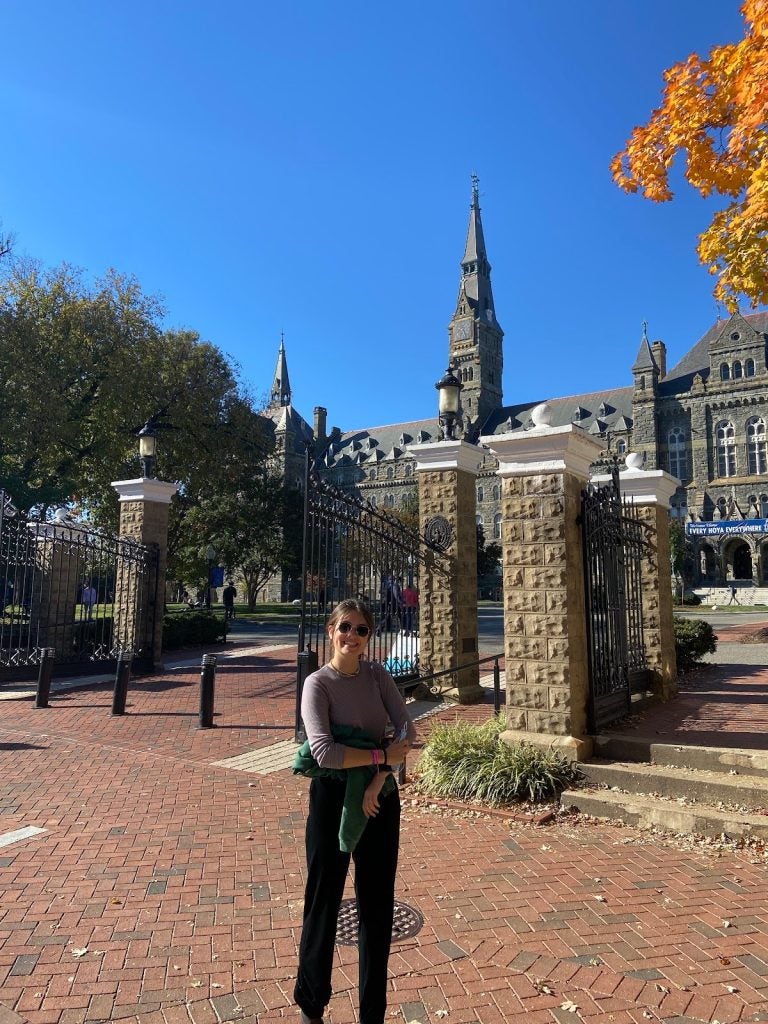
[178,474,303,610]
[476,524,502,579]
[611,0,768,309]
[0,261,271,524]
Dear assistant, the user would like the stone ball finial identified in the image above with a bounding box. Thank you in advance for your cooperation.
[625,451,644,471]
[530,402,553,427]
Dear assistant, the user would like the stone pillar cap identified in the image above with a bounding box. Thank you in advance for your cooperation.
[590,467,680,509]
[480,423,606,481]
[111,478,179,505]
[408,439,484,475]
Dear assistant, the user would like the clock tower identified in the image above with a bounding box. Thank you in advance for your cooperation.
[448,176,504,430]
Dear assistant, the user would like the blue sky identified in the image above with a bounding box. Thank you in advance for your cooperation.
[1,1,754,433]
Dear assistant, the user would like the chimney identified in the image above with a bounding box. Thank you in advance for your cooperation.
[313,406,327,441]
[651,340,667,378]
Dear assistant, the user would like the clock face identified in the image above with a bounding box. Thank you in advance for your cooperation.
[453,319,472,342]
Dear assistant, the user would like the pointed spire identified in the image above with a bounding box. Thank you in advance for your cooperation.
[632,320,658,372]
[458,174,496,322]
[271,333,291,407]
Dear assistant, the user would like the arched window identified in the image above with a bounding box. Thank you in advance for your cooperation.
[386,466,394,479]
[716,421,737,477]
[477,485,484,503]
[616,439,627,454]
[747,416,767,475]
[667,427,688,480]
[492,484,500,501]
[369,468,377,480]
[761,494,768,517]
[468,366,474,381]
[370,496,377,508]
[733,360,743,379]
[717,496,728,519]
[493,513,502,540]
[404,463,412,476]
[720,362,730,381]
[745,359,755,377]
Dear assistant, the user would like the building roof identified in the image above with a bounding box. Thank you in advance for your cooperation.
[480,387,634,438]
[659,311,768,396]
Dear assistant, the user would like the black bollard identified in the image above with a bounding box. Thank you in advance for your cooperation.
[295,648,318,742]
[199,653,217,728]
[493,657,501,715]
[35,648,56,709]
[112,651,133,716]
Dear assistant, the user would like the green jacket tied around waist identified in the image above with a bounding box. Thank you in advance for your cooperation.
[292,724,396,853]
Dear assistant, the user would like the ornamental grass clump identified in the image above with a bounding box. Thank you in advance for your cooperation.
[415,715,582,806]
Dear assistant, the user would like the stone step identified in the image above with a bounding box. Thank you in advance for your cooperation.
[581,758,768,811]
[561,787,768,840]
[594,734,768,778]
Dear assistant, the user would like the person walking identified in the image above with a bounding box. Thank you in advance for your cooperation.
[222,581,237,620]
[293,599,416,1024]
[728,584,739,605]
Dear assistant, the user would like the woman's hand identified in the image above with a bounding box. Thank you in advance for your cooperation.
[363,773,387,818]
[385,738,411,765]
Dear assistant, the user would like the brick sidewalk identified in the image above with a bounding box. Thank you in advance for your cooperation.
[0,647,767,1024]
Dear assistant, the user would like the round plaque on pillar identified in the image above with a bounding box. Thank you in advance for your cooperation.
[424,515,453,552]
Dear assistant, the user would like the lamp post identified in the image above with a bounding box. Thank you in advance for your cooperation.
[138,422,158,479]
[435,363,463,441]
[205,544,216,611]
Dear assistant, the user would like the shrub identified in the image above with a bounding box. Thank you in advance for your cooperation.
[674,616,717,672]
[682,592,702,606]
[414,715,583,805]
[162,611,227,650]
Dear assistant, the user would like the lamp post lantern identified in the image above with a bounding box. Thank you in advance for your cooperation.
[138,422,158,479]
[205,544,217,611]
[435,363,463,441]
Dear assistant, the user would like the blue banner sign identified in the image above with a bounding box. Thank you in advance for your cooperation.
[686,519,767,537]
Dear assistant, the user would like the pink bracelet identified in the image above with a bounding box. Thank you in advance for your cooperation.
[371,749,382,766]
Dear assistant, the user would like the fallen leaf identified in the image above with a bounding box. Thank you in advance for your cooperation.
[594,895,607,902]
[72,948,88,958]
[560,1000,579,1013]
[719,958,731,966]
[435,1012,448,1019]
[726,986,739,993]
[722,920,732,928]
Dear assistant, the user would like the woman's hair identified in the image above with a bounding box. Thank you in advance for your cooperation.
[326,598,375,635]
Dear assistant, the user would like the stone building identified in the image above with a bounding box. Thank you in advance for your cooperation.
[264,180,768,596]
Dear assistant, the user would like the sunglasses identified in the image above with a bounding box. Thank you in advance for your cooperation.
[337,621,371,637]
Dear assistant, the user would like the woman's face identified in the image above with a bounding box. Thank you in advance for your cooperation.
[328,609,372,660]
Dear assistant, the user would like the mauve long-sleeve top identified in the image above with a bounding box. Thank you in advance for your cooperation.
[301,660,417,770]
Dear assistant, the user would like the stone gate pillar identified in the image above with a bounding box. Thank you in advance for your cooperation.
[591,458,679,699]
[111,477,178,667]
[412,440,483,703]
[482,418,605,760]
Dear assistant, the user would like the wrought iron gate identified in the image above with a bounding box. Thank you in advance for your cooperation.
[0,491,158,682]
[296,468,434,678]
[581,468,651,732]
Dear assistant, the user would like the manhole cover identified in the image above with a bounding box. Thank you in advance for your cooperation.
[336,898,423,945]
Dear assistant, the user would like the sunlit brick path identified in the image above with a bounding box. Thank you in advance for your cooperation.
[0,643,767,1024]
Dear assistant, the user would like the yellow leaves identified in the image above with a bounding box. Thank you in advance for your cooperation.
[612,0,768,308]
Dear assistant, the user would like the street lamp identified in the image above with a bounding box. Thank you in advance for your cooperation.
[138,422,158,478]
[435,363,463,441]
[205,544,217,611]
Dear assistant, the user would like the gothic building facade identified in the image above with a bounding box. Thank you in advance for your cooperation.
[263,182,768,596]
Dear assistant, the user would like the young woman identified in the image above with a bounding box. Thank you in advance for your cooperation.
[294,599,416,1024]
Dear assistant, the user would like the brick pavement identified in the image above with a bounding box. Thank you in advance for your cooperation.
[0,644,767,1024]
[616,623,768,751]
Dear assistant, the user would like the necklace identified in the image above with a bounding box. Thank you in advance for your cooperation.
[330,660,360,678]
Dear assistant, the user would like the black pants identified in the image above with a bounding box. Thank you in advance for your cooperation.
[294,777,400,1024]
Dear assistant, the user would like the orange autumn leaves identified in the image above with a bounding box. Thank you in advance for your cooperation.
[612,0,768,310]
